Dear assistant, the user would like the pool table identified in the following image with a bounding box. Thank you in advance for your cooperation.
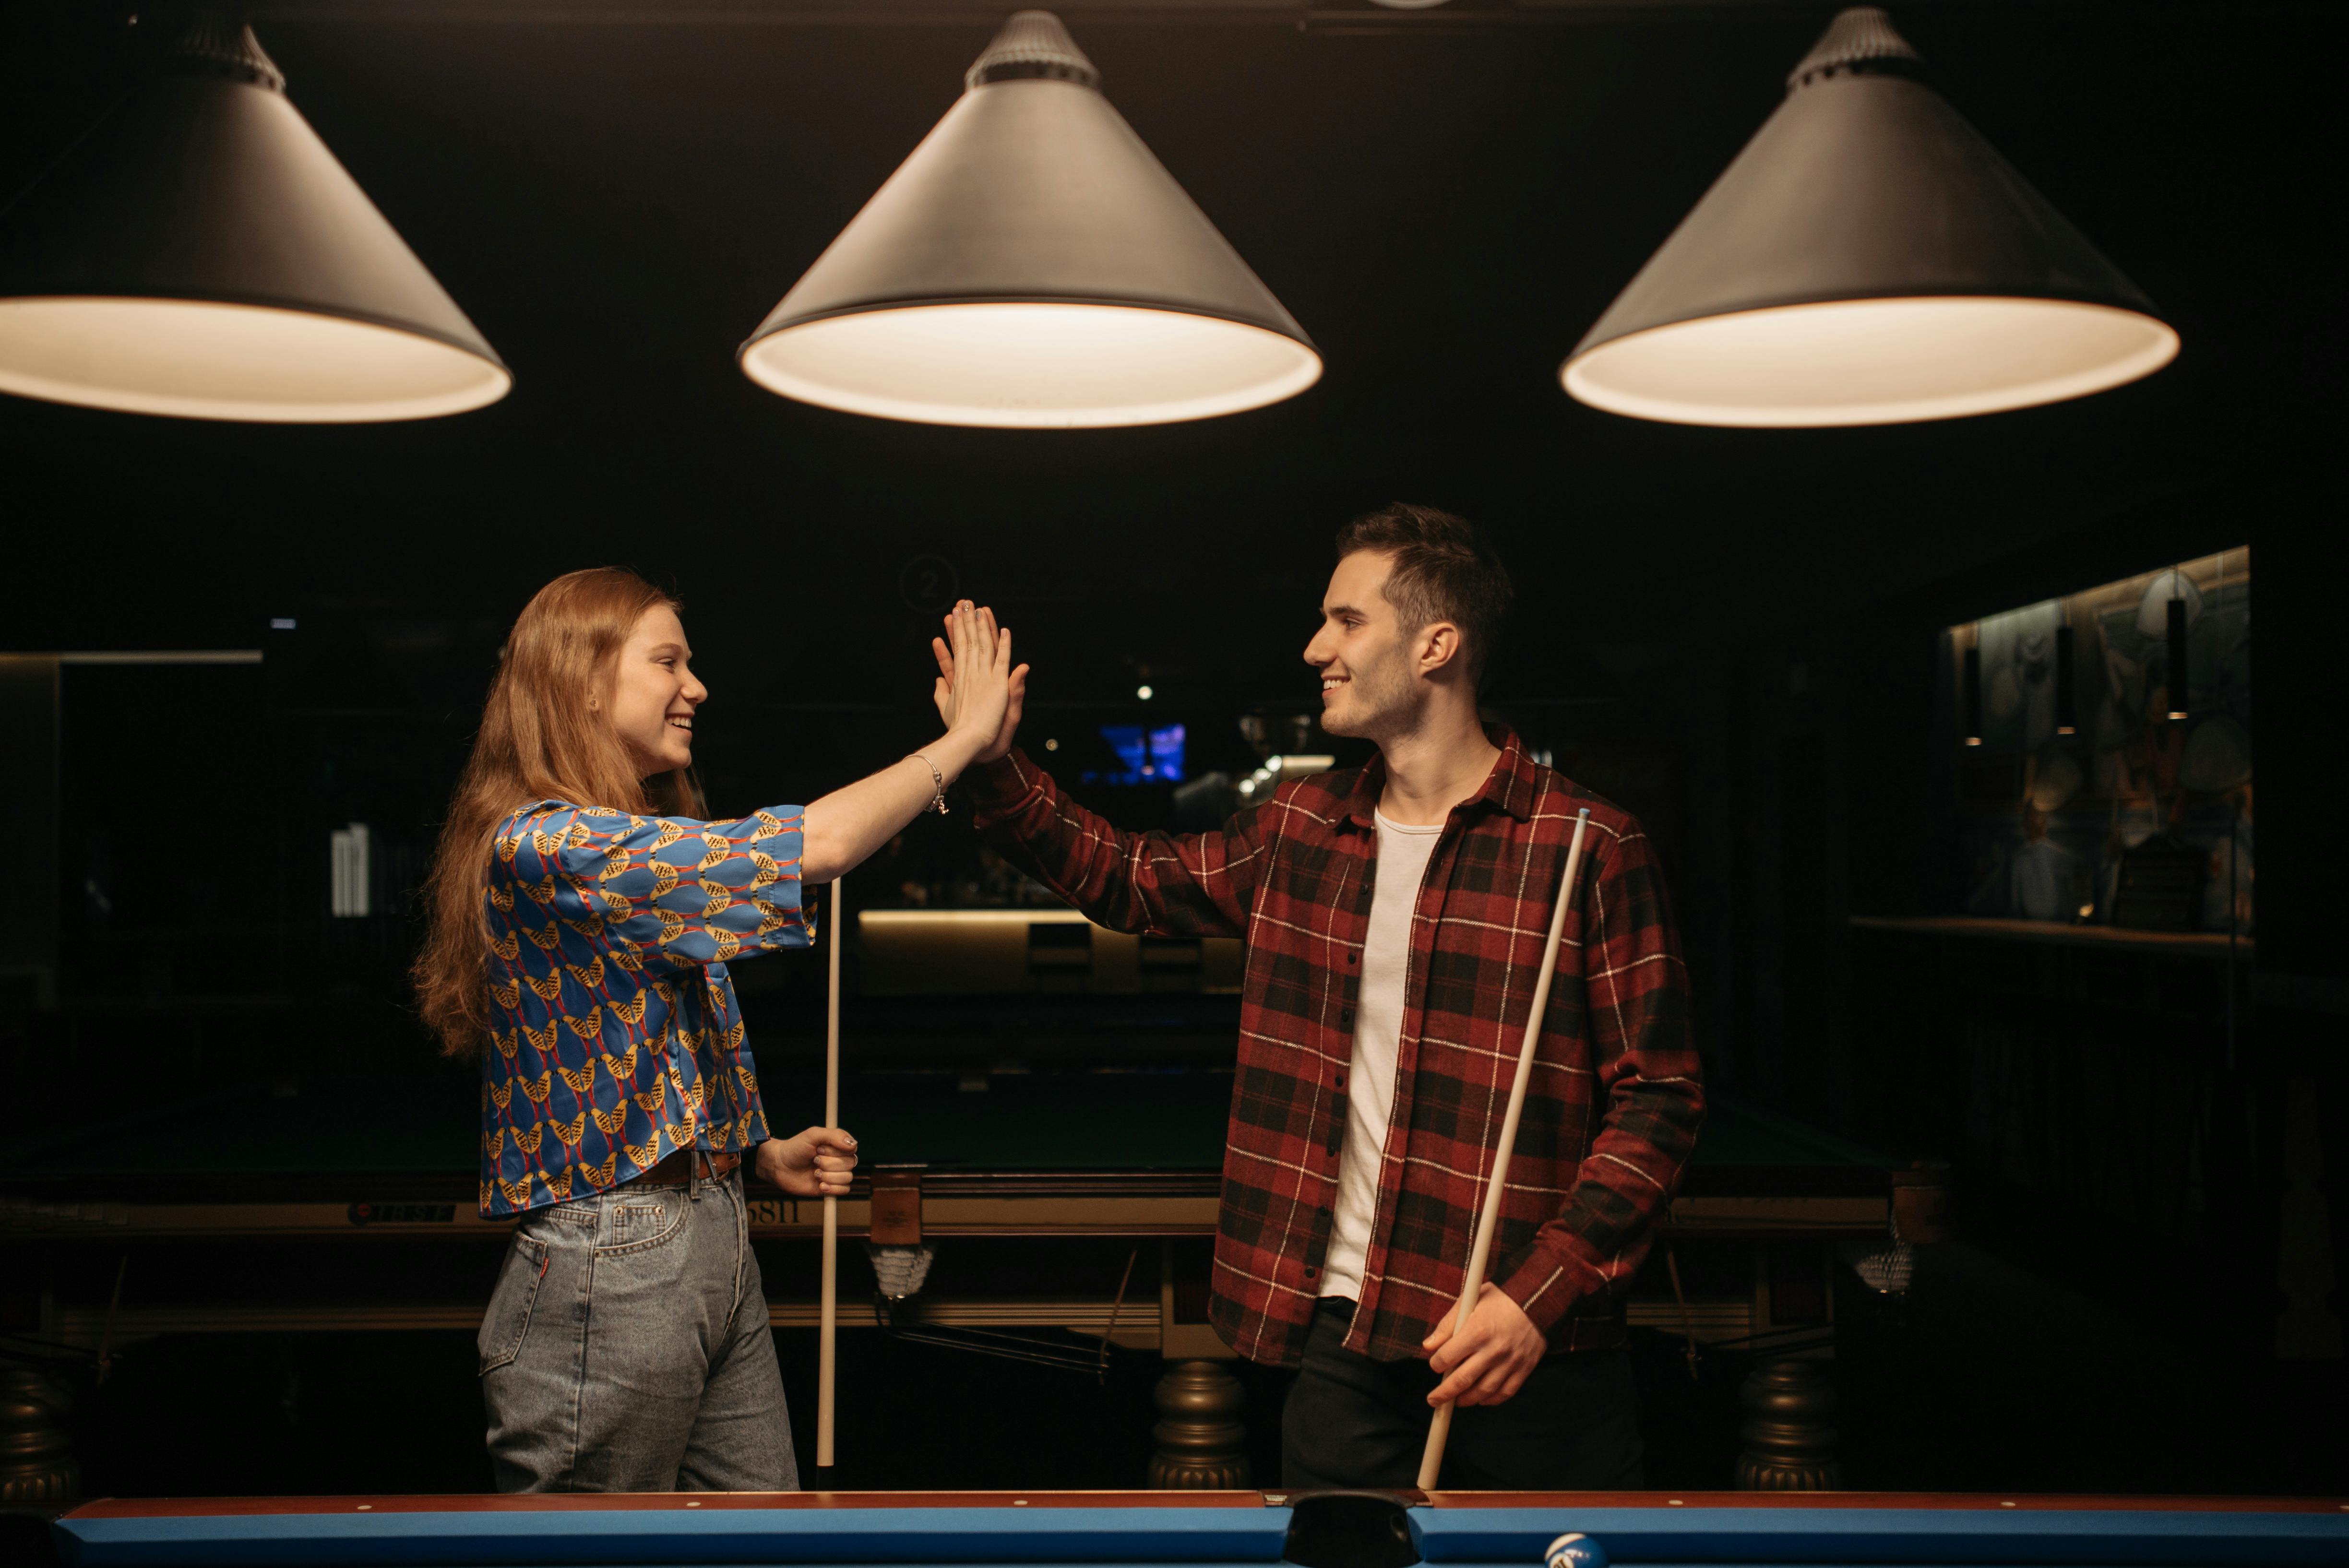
[46,1490,2349,1568]
[3,1065,1924,1488]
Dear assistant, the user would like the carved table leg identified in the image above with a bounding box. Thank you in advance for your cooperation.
[0,1365,79,1511]
[1147,1359,1250,1488]
[1733,1357,1842,1489]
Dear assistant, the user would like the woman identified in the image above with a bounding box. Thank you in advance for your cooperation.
[414,567,1020,1492]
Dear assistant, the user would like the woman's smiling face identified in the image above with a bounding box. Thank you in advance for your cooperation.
[606,603,707,776]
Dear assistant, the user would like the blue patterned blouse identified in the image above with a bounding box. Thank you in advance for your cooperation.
[477,800,811,1217]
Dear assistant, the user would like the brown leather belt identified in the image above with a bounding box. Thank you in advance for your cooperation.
[633,1148,743,1187]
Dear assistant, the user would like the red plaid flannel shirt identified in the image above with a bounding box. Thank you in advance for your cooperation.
[967,727,1703,1367]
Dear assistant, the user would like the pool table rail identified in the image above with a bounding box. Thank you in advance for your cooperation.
[1411,1492,2349,1566]
[53,1492,1283,1568]
[49,1491,2349,1568]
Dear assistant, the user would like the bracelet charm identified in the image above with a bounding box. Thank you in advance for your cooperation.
[912,752,949,815]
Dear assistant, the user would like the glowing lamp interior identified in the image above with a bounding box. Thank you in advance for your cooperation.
[740,302,1323,429]
[1563,297,2180,428]
[0,297,512,423]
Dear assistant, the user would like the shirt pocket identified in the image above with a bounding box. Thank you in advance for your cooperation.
[477,1229,551,1376]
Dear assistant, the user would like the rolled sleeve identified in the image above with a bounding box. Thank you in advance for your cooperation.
[502,802,812,969]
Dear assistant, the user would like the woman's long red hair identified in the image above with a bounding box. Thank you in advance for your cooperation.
[414,568,702,1057]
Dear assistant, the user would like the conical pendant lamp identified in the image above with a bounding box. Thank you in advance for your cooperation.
[0,15,509,423]
[1562,8,2177,428]
[739,12,1319,429]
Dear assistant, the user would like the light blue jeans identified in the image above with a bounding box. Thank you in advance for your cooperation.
[478,1167,797,1491]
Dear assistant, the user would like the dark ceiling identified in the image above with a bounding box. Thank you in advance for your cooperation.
[2,3,2328,725]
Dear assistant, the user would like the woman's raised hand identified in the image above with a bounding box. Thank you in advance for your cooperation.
[932,600,1028,764]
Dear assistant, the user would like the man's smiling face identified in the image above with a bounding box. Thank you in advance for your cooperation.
[1304,549,1420,741]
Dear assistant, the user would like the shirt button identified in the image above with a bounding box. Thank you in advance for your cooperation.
[1348,952,1359,965]
[1304,1265,1318,1279]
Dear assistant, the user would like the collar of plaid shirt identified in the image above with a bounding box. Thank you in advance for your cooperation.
[967,725,1704,1368]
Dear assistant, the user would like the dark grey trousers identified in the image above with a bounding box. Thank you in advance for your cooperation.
[1282,1298,1644,1490]
[478,1167,796,1491]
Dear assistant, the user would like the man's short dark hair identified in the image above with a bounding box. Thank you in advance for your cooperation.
[1334,503,1514,688]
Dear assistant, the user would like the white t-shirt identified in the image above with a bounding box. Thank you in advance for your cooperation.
[1321,809,1445,1300]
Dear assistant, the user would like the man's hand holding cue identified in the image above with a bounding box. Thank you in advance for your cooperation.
[1423,1283,1547,1409]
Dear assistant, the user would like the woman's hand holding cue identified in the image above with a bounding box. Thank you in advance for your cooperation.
[756,1126,859,1197]
[1421,1281,1547,1408]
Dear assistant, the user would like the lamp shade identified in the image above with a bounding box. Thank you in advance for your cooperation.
[0,17,509,423]
[739,11,1319,428]
[1562,8,2177,428]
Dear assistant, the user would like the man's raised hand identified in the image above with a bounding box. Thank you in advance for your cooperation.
[933,600,1028,764]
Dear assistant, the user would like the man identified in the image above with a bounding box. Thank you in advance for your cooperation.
[935,504,1702,1489]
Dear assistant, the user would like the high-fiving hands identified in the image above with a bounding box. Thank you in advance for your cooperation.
[933,600,1028,763]
[797,601,1026,882]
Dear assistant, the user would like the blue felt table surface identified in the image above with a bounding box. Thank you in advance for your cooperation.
[1411,1506,2349,1566]
[54,1505,1297,1568]
[56,1502,2349,1568]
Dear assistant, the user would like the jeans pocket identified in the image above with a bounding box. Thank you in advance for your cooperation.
[477,1230,550,1375]
[595,1194,686,1257]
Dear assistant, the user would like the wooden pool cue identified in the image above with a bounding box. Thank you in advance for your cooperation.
[1416,808,1591,1492]
[816,874,841,1474]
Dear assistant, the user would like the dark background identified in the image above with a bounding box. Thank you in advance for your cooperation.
[2,0,2340,1500]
